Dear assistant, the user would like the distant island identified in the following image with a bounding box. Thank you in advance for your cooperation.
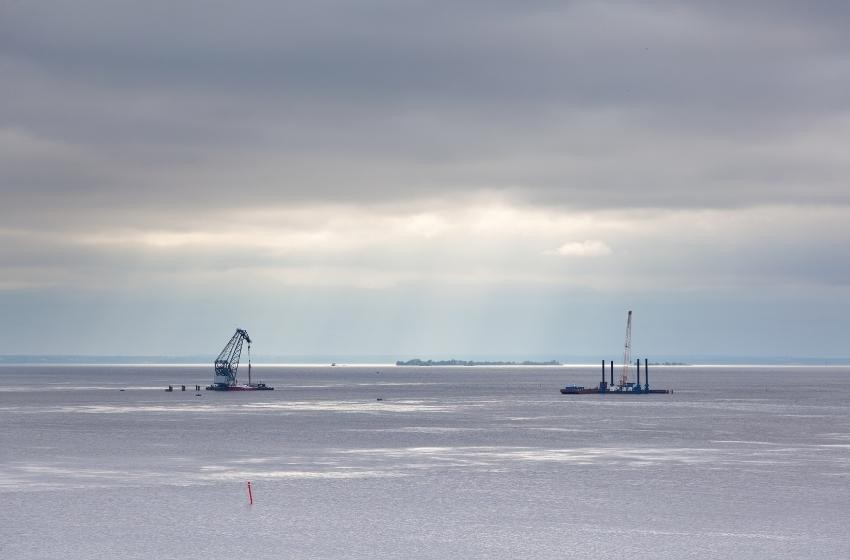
[396,358,561,366]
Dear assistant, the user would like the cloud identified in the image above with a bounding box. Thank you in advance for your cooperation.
[550,240,613,258]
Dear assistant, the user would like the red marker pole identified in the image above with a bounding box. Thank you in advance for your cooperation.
[247,481,254,505]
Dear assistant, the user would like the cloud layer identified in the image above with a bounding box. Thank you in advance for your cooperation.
[1,1,849,356]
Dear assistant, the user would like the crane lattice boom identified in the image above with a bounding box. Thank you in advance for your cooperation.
[620,310,632,387]
[214,328,251,387]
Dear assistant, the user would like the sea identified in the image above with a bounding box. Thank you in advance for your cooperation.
[2,364,849,559]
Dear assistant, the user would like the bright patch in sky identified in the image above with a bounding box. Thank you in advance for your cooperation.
[551,240,613,258]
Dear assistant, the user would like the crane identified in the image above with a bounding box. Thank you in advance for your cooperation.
[213,328,252,388]
[620,310,632,387]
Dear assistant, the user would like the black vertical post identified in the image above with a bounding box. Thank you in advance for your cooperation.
[610,360,614,386]
[645,358,649,389]
[636,359,640,387]
[601,360,605,383]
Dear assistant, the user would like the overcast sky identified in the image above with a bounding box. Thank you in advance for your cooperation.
[2,1,849,359]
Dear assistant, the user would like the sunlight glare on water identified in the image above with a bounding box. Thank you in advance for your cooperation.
[2,365,850,559]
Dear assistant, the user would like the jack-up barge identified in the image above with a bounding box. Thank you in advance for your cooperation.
[561,311,670,395]
[561,359,670,395]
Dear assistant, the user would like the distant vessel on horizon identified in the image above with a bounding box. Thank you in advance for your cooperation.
[396,358,561,366]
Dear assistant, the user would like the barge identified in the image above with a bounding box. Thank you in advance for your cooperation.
[206,382,273,391]
[560,359,670,395]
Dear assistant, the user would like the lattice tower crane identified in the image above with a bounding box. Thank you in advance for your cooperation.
[213,328,252,387]
[620,310,632,387]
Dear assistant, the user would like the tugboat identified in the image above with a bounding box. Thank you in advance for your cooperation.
[205,329,274,391]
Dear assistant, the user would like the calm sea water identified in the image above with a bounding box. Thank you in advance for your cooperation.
[2,365,849,559]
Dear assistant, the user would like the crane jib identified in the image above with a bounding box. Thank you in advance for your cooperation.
[214,329,251,386]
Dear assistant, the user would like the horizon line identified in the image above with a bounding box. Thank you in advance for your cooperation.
[1,353,849,367]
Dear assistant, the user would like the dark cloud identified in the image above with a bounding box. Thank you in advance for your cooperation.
[2,1,850,223]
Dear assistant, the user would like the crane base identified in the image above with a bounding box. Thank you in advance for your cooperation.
[205,383,274,391]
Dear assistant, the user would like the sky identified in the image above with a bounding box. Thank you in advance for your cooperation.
[1,1,849,360]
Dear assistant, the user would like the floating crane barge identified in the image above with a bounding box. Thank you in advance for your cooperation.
[206,329,273,391]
